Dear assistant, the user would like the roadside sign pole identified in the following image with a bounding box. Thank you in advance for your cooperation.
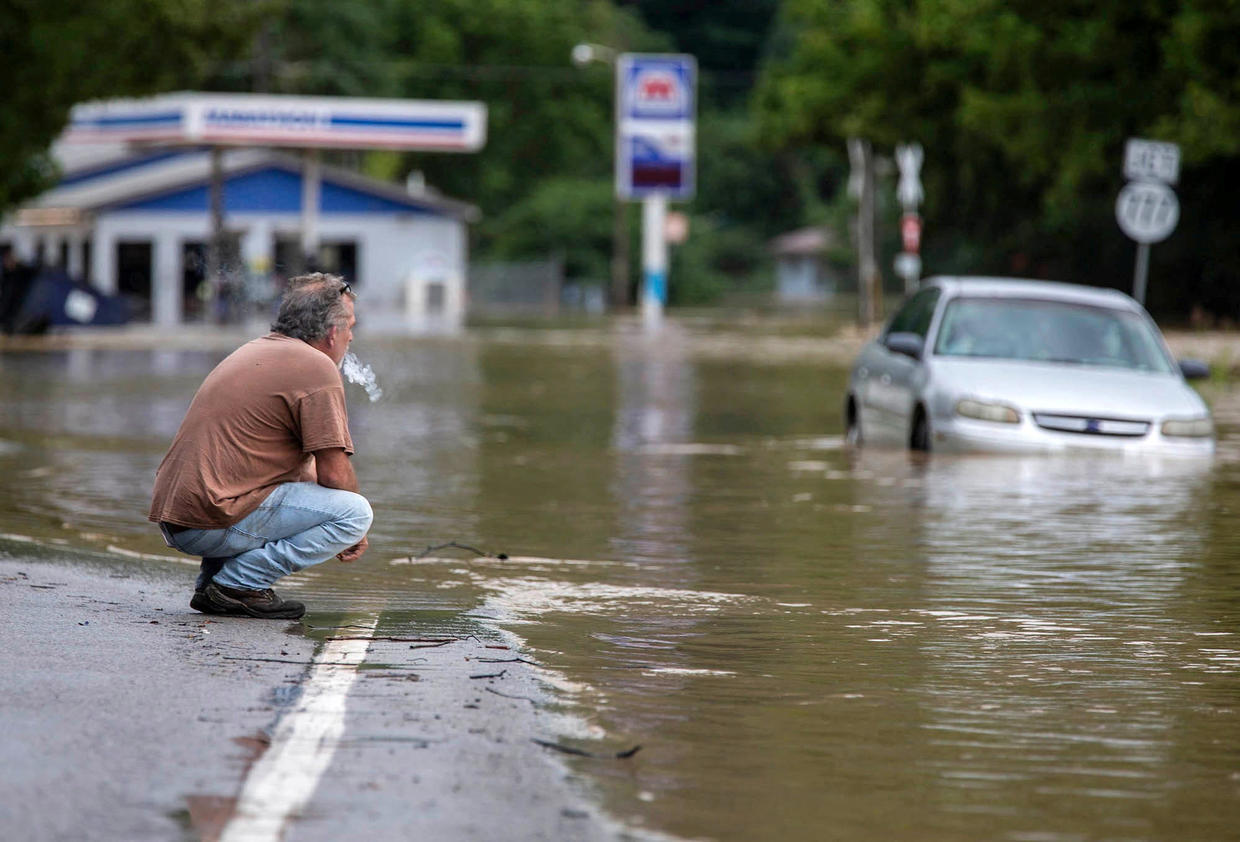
[1133,242,1151,307]
[894,143,924,293]
[1116,138,1181,306]
[641,194,668,326]
[615,54,696,331]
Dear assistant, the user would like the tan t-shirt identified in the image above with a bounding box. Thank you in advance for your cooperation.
[148,333,354,529]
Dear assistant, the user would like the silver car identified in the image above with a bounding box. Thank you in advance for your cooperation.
[845,277,1214,455]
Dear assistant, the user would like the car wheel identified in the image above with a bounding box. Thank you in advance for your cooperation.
[910,407,931,452]
[845,398,862,446]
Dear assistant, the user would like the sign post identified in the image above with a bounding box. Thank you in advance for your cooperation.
[1115,138,1180,305]
[894,143,924,293]
[616,54,696,328]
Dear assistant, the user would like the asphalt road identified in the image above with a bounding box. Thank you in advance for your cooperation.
[0,555,636,842]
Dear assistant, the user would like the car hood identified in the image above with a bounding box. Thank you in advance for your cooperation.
[928,358,1209,419]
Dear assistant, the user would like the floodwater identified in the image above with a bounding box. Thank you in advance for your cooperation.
[3,319,1240,841]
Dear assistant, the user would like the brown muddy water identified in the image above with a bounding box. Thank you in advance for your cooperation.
[3,319,1240,841]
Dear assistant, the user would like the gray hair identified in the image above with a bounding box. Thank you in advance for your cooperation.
[271,273,355,342]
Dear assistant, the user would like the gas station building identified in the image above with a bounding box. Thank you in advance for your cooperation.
[0,93,486,333]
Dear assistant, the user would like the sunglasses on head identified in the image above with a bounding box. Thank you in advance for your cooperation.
[339,281,353,296]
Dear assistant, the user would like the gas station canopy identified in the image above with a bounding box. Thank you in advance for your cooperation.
[62,92,487,152]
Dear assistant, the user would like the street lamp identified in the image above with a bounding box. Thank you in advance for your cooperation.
[571,42,630,311]
[571,42,617,68]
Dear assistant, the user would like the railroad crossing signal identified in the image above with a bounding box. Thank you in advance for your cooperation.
[895,143,924,291]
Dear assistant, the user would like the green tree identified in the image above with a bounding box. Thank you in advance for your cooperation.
[618,0,781,108]
[1157,0,1240,160]
[381,0,659,217]
[225,0,662,280]
[0,0,259,213]
[756,0,1240,317]
[485,177,615,280]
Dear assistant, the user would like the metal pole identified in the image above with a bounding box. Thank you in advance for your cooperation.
[206,146,224,323]
[856,139,878,327]
[1133,242,1150,305]
[610,199,630,309]
[301,149,322,272]
[641,194,667,329]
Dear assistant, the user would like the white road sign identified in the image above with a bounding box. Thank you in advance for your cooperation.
[895,143,924,211]
[1116,180,1179,244]
[894,252,922,282]
[1124,138,1180,185]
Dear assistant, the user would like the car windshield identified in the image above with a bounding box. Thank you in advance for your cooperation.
[933,296,1176,373]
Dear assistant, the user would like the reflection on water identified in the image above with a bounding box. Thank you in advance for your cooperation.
[2,327,1240,841]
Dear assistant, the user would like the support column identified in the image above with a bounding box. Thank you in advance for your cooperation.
[92,228,116,294]
[301,150,321,270]
[206,146,225,323]
[152,233,181,327]
[67,232,85,279]
[11,231,36,264]
[242,219,274,326]
[45,233,64,269]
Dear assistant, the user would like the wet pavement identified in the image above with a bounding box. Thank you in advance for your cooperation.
[0,557,620,842]
[2,317,1240,841]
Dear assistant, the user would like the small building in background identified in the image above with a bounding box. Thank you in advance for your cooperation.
[0,143,477,333]
[770,225,848,305]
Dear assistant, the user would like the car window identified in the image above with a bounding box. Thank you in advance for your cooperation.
[884,287,941,339]
[933,297,1176,373]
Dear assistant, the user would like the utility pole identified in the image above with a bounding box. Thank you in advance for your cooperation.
[610,196,630,309]
[572,43,631,311]
[849,137,881,327]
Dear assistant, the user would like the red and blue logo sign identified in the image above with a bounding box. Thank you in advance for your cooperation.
[616,54,696,200]
[620,57,694,121]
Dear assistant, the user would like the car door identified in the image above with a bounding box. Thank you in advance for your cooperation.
[860,287,940,444]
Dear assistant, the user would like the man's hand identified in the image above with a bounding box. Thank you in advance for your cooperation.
[313,449,367,562]
[337,535,368,563]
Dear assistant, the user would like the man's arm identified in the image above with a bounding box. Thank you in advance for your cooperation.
[313,447,359,492]
[312,447,367,561]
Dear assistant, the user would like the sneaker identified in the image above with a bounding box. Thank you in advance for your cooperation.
[203,582,306,620]
[190,588,226,615]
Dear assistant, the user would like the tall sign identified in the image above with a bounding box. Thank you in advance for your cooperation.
[894,143,924,293]
[1116,138,1180,305]
[615,54,697,327]
[616,55,696,200]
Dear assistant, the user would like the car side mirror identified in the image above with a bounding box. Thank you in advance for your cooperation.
[1179,358,1210,380]
[884,331,924,360]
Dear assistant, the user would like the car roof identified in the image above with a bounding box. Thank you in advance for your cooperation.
[925,276,1140,311]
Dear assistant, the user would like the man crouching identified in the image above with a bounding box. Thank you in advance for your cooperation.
[149,273,372,619]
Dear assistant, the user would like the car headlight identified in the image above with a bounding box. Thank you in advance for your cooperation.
[955,399,1020,424]
[1160,416,1214,438]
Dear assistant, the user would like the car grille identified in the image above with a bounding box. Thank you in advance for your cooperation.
[1032,413,1150,437]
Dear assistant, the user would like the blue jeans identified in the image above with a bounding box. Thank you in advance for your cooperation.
[164,482,373,591]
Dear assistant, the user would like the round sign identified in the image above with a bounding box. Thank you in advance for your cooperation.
[894,252,921,281]
[1116,181,1179,244]
[901,213,921,253]
[664,211,689,244]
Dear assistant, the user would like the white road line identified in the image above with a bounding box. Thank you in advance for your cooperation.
[219,617,377,842]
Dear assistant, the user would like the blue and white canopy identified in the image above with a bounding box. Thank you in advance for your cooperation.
[63,92,487,153]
